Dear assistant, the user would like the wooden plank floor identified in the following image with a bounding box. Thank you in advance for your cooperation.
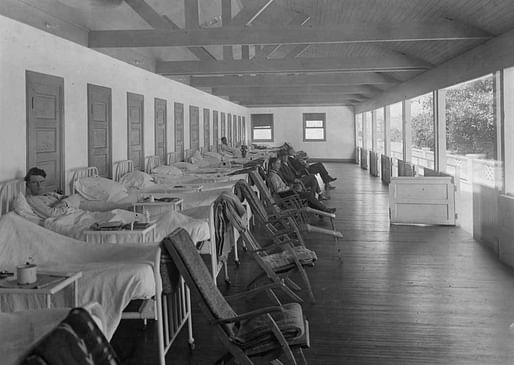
[112,163,514,364]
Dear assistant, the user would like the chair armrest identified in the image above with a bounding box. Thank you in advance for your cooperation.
[299,206,335,219]
[224,282,285,302]
[214,306,285,324]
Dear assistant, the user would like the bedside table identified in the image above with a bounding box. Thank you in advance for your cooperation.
[132,197,184,216]
[83,223,156,244]
[0,271,82,309]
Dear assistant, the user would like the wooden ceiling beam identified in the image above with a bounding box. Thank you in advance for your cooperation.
[156,56,429,75]
[184,0,200,30]
[123,0,215,60]
[253,11,310,60]
[240,101,358,107]
[190,73,398,87]
[89,21,491,48]
[230,0,276,26]
[233,94,363,105]
[211,85,375,97]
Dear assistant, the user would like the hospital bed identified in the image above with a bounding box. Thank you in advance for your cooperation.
[0,178,193,365]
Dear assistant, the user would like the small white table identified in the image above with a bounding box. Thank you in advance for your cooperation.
[84,223,156,244]
[132,197,184,215]
[0,271,82,309]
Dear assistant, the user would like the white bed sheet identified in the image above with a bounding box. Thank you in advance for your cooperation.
[42,205,209,243]
[0,213,156,340]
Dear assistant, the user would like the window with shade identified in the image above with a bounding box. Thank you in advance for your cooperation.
[251,114,274,142]
[303,113,326,141]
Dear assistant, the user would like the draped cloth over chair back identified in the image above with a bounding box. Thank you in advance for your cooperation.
[162,228,310,364]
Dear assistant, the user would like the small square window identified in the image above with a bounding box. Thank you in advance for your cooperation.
[251,114,274,142]
[303,113,326,141]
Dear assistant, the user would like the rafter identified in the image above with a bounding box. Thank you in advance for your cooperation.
[238,101,359,107]
[253,11,310,60]
[232,94,364,105]
[190,73,398,87]
[123,0,215,61]
[222,0,233,60]
[156,56,430,76]
[231,0,276,26]
[89,21,491,48]
[211,85,377,97]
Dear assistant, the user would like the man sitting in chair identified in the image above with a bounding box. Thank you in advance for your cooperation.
[24,167,81,219]
[277,150,329,201]
[284,145,337,190]
[267,157,336,214]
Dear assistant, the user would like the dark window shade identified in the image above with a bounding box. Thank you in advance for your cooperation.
[251,114,273,127]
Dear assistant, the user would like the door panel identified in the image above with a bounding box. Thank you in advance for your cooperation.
[88,84,112,178]
[233,114,237,145]
[174,102,184,161]
[238,116,242,145]
[190,105,200,152]
[220,112,226,144]
[213,111,219,150]
[203,108,210,149]
[242,117,246,144]
[227,114,232,145]
[127,93,144,171]
[26,71,64,193]
[154,98,167,165]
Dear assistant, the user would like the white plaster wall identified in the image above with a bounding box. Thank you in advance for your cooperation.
[247,106,355,160]
[0,15,249,183]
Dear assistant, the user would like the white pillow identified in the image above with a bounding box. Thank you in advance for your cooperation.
[151,165,183,176]
[13,193,43,225]
[74,176,128,202]
[119,171,155,190]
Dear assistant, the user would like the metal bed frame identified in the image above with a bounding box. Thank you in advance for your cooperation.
[0,178,194,364]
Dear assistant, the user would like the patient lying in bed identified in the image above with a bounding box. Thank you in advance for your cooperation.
[21,167,210,243]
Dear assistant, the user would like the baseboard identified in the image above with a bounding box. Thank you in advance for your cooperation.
[309,158,353,163]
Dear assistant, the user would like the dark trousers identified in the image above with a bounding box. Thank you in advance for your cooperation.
[300,174,321,193]
[278,190,328,212]
[307,162,330,184]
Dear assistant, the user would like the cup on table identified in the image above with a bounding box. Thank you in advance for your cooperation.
[17,264,37,285]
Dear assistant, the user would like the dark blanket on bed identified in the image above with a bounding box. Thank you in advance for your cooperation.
[22,308,119,365]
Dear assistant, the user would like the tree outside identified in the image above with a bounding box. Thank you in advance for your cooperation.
[445,75,496,159]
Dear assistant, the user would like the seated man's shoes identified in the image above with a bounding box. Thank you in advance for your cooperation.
[328,176,337,182]
[319,193,330,201]
[325,183,336,190]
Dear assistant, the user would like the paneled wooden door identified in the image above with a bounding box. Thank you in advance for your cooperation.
[87,84,112,178]
[220,112,226,144]
[127,93,144,171]
[190,105,200,152]
[154,98,167,165]
[203,108,210,150]
[227,114,232,145]
[213,111,219,150]
[174,102,184,161]
[26,71,64,193]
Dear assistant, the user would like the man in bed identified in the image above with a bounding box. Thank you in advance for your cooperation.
[24,167,81,219]
[219,136,242,157]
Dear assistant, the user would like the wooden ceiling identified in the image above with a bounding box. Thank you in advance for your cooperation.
[3,0,514,107]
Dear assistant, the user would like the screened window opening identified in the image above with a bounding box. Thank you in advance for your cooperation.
[251,114,273,142]
[303,113,326,141]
